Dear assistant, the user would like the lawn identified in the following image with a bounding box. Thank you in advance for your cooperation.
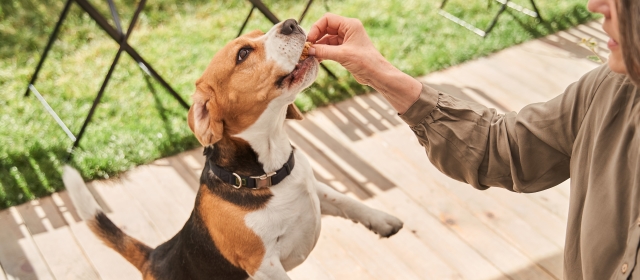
[0,0,595,208]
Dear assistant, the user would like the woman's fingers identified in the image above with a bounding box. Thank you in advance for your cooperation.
[306,12,388,86]
[315,34,344,46]
[308,44,344,62]
[307,13,349,42]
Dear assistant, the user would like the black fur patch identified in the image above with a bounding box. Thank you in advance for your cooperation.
[147,210,249,280]
[201,138,274,209]
[93,212,126,251]
[144,137,280,279]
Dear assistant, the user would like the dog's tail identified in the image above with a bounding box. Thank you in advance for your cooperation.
[63,165,152,272]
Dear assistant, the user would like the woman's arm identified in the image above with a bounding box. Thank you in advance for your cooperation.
[308,13,607,192]
[400,64,609,192]
[307,13,422,114]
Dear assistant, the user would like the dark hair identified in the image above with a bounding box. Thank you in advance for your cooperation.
[618,0,640,86]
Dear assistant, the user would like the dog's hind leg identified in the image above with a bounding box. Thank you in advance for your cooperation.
[316,182,403,238]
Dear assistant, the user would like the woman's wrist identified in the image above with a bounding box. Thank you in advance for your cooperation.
[366,61,422,114]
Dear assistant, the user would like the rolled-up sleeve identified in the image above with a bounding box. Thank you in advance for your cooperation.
[400,66,608,193]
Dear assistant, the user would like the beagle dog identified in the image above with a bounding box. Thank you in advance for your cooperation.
[65,19,403,280]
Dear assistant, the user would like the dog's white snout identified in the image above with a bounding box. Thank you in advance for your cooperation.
[265,20,307,72]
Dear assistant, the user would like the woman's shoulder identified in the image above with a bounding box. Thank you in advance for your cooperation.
[578,64,617,91]
[572,64,633,108]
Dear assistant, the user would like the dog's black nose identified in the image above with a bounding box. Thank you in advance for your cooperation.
[280,19,300,35]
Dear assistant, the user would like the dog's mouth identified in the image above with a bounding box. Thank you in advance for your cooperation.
[277,56,317,89]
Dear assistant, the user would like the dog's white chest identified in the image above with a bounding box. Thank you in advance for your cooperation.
[244,152,321,271]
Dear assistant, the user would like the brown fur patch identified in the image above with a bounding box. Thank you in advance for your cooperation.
[188,29,294,146]
[198,184,267,275]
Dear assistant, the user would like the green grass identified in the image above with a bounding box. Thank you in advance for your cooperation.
[0,0,595,208]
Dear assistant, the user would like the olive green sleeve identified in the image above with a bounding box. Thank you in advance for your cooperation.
[399,66,610,192]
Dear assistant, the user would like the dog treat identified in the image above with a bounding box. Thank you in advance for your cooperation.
[300,42,312,61]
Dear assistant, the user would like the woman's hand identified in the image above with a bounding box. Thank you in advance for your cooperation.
[307,13,389,86]
[306,13,422,114]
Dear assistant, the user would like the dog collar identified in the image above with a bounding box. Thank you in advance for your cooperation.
[208,150,295,189]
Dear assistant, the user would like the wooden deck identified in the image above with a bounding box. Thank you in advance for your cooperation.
[0,21,609,280]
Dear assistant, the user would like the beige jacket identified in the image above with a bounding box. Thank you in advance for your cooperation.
[400,64,640,279]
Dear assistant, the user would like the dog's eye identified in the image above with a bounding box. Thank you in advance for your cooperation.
[237,48,253,64]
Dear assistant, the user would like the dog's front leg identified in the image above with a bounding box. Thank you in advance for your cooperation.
[316,182,403,237]
[250,254,291,280]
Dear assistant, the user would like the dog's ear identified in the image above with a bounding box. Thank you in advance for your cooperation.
[285,103,304,120]
[188,91,224,146]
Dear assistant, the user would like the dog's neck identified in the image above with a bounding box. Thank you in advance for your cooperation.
[234,101,294,173]
[204,137,264,175]
[207,102,292,175]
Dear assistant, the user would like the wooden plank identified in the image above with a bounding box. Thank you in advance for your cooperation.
[118,166,192,239]
[318,215,422,280]
[376,123,566,276]
[525,189,570,222]
[0,263,6,280]
[484,188,567,248]
[467,55,551,102]
[299,230,375,280]
[290,133,463,279]
[165,155,200,192]
[538,33,605,68]
[52,191,142,280]
[145,159,197,212]
[356,133,554,279]
[356,94,404,127]
[292,111,501,277]
[88,179,165,246]
[523,38,600,78]
[287,255,334,280]
[289,118,505,279]
[494,49,585,97]
[439,58,545,108]
[62,179,164,280]
[286,138,421,279]
[302,109,555,279]
[362,198,467,280]
[555,180,571,199]
[575,24,608,42]
[334,98,393,135]
[481,54,565,102]
[291,128,423,280]
[585,20,607,37]
[381,136,564,278]
[278,139,374,279]
[386,123,567,249]
[557,29,609,58]
[0,207,53,280]
[183,147,207,171]
[16,198,100,279]
[421,69,518,113]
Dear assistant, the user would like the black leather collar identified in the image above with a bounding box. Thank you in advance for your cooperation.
[208,150,295,189]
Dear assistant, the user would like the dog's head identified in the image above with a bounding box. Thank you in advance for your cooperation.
[188,19,318,146]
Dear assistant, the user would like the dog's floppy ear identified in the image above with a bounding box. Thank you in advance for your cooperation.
[188,91,224,146]
[286,103,304,120]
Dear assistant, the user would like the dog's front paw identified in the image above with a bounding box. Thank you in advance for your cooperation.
[360,209,403,238]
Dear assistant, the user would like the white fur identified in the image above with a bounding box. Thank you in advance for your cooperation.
[237,21,403,279]
[62,165,102,221]
[236,21,316,172]
[245,150,321,274]
[236,97,294,172]
[264,24,306,73]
